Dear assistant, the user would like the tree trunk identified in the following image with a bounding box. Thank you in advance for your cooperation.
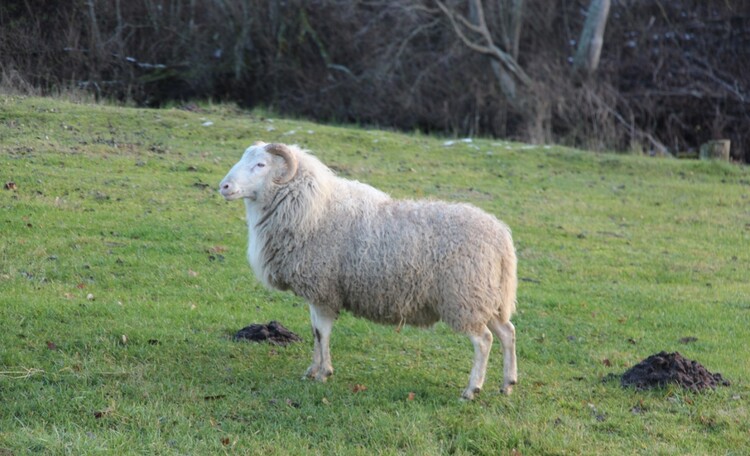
[700,140,731,161]
[464,0,526,105]
[499,0,523,60]
[573,0,611,74]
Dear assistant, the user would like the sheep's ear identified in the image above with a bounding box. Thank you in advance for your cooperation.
[266,143,299,184]
[252,141,267,147]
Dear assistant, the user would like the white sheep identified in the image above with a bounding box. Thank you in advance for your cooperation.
[219,142,518,399]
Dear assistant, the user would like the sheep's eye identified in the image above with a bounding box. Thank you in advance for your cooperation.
[256,163,266,168]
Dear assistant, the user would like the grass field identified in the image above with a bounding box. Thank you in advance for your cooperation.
[1,96,749,455]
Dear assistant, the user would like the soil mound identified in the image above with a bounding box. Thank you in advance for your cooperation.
[621,351,730,392]
[234,321,302,346]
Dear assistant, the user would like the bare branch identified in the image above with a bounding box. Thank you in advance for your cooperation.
[435,0,532,88]
[436,0,495,56]
[455,10,484,35]
[0,367,45,379]
[588,89,669,155]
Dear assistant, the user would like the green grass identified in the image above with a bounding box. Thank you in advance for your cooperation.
[1,95,749,455]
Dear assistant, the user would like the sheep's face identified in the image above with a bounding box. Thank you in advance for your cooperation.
[219,143,274,202]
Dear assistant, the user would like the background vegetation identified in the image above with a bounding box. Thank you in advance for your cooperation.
[2,0,749,161]
[1,96,749,454]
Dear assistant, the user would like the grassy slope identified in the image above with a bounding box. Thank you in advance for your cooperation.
[1,96,749,455]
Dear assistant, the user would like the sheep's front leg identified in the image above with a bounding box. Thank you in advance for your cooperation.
[304,304,335,382]
[462,325,493,400]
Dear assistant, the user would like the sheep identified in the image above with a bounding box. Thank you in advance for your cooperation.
[219,141,517,400]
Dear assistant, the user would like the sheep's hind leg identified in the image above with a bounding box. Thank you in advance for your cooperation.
[488,318,517,395]
[462,325,493,400]
[304,318,321,380]
[305,304,335,382]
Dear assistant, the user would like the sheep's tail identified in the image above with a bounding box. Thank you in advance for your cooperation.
[498,230,518,324]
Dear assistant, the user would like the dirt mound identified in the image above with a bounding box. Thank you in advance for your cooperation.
[621,351,730,392]
[233,321,302,346]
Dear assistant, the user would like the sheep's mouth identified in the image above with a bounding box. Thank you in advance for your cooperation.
[221,190,241,201]
[221,190,258,201]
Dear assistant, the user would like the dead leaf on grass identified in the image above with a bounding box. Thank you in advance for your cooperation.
[407,392,416,401]
[352,384,367,393]
[46,341,57,350]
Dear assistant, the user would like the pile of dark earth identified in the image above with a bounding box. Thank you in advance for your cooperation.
[620,351,730,392]
[234,321,302,346]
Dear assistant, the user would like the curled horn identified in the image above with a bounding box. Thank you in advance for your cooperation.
[266,143,298,185]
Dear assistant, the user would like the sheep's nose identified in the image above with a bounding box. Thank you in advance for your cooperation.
[219,181,235,197]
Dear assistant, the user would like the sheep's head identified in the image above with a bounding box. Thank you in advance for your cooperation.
[219,142,299,201]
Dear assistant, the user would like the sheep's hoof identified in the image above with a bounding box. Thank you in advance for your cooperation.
[315,368,333,382]
[304,365,319,380]
[502,381,517,395]
[461,387,481,401]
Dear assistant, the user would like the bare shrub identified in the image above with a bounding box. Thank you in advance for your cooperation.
[1,0,748,162]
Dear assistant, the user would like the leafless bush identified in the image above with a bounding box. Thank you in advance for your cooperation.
[607,0,750,160]
[1,0,748,162]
